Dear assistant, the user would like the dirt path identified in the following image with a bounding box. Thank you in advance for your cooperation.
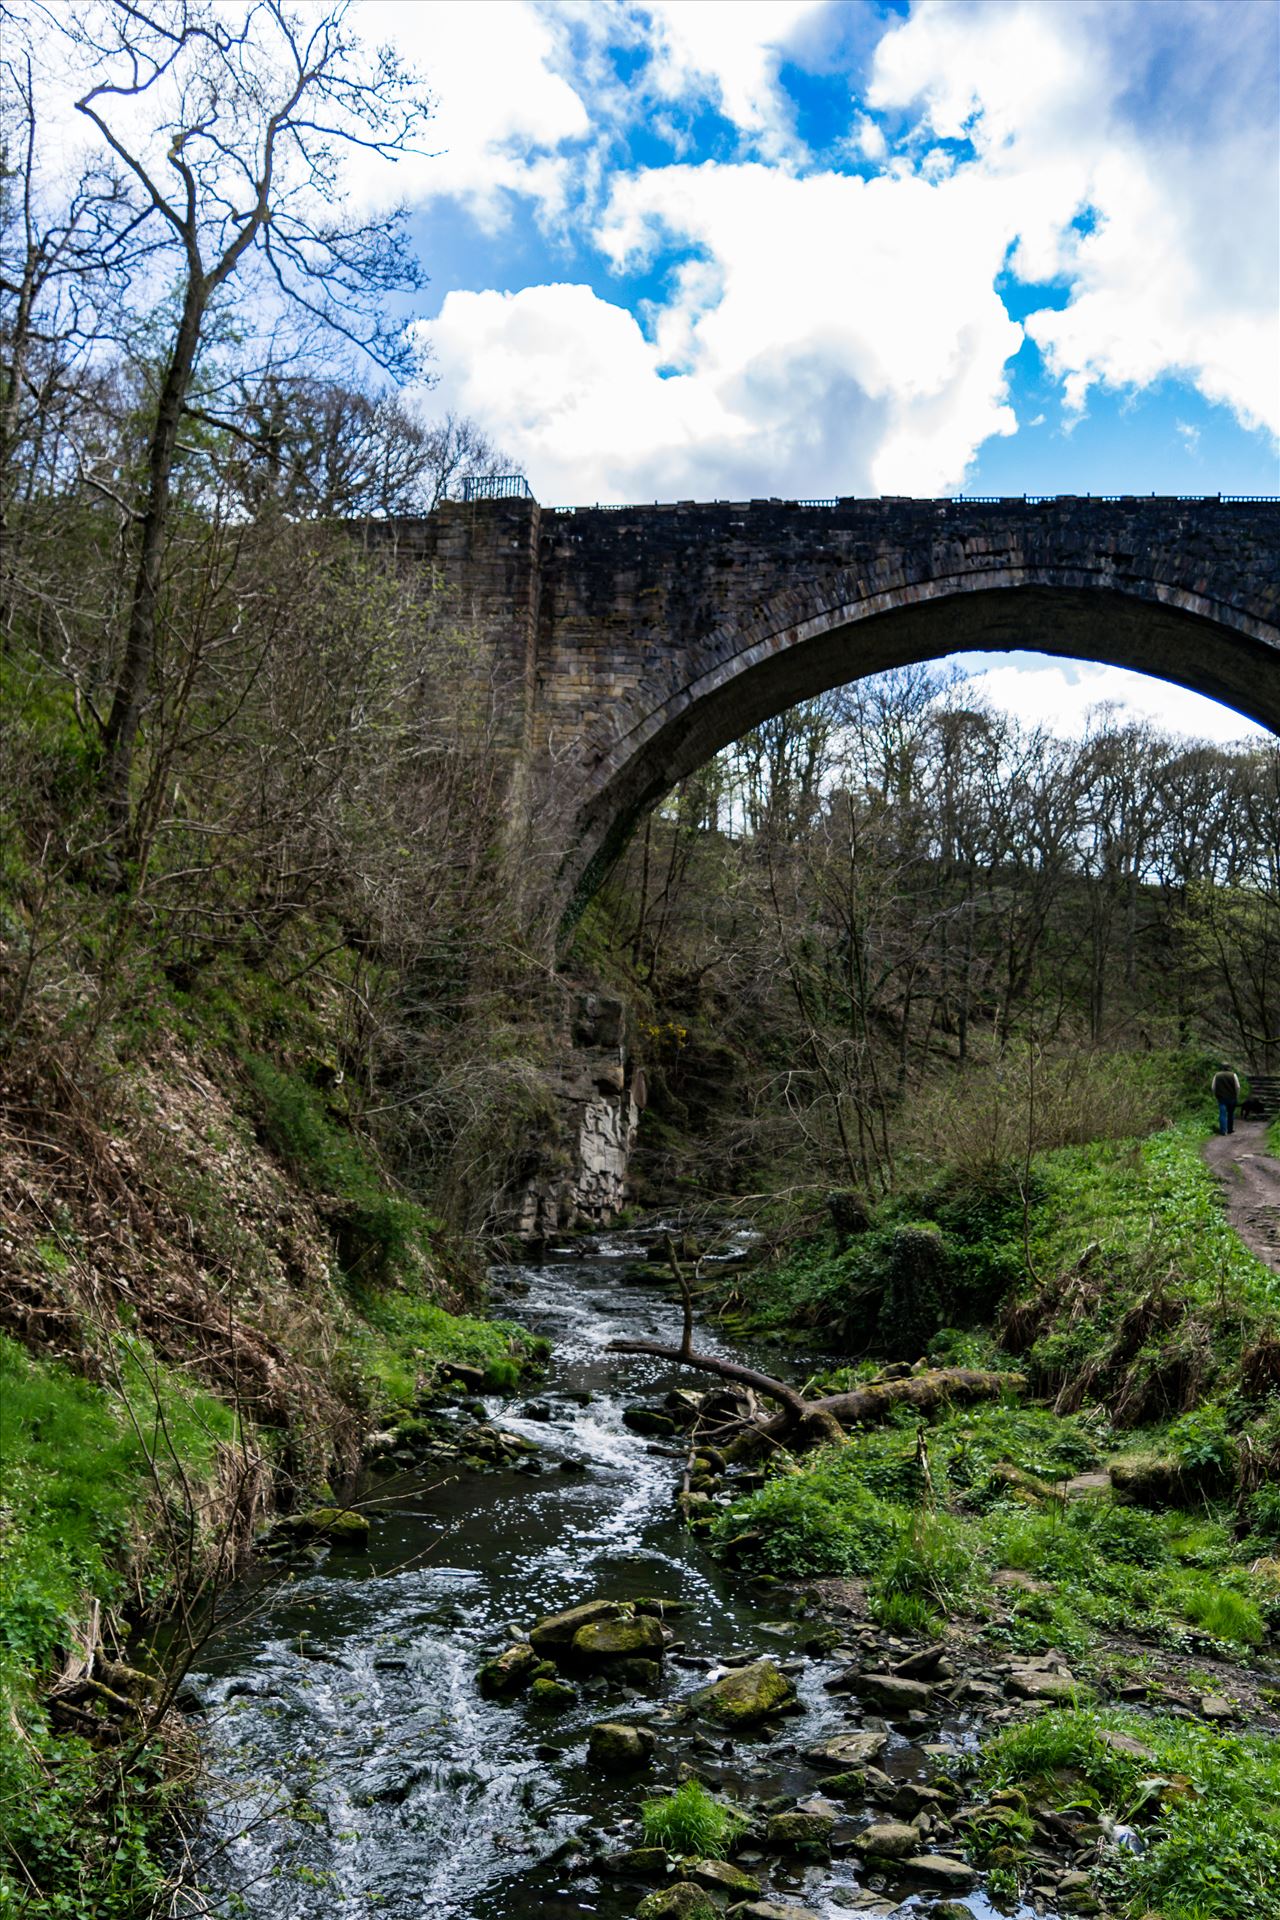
[1202,1117,1280,1272]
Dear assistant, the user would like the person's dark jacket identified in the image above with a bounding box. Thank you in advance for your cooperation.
[1212,1070,1241,1103]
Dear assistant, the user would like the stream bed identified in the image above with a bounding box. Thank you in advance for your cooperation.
[190,1235,1050,1920]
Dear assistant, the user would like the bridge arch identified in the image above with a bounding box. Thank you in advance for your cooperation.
[562,561,1280,912]
[403,492,1280,927]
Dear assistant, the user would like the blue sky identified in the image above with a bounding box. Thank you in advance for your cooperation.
[353,0,1279,740]
[352,0,1278,509]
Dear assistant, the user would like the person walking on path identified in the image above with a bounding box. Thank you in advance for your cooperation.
[1212,1066,1241,1135]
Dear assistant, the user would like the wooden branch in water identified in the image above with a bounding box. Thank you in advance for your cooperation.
[607,1337,811,1416]
[607,1334,1020,1447]
[664,1235,694,1360]
[812,1368,1021,1427]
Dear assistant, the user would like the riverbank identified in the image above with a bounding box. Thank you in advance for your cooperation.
[0,1022,545,1915]
[185,1232,1280,1920]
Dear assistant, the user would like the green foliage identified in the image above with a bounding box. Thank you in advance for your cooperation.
[1243,1481,1280,1544]
[640,1779,748,1859]
[713,1454,899,1577]
[977,1707,1280,1920]
[734,1161,1032,1354]
[868,1512,982,1624]
[343,1288,542,1415]
[0,1334,237,1915]
[1167,1405,1238,1480]
[715,1402,1272,1653]
[243,1052,440,1285]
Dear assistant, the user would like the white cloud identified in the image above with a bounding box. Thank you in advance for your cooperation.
[955,656,1267,744]
[411,0,1275,504]
[637,0,828,155]
[428,159,1021,500]
[869,0,1280,439]
[344,1,592,227]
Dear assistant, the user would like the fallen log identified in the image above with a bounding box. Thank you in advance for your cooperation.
[606,1335,1020,1445]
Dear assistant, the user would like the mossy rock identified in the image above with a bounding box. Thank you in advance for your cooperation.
[623,1405,677,1436]
[571,1614,665,1664]
[274,1506,369,1547]
[477,1642,538,1698]
[587,1721,656,1771]
[765,1809,834,1852]
[528,1677,576,1711]
[529,1599,622,1653]
[613,1656,664,1689]
[634,1883,717,1920]
[689,1857,759,1896]
[691,1658,795,1726]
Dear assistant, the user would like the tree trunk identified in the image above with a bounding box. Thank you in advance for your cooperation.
[608,1333,1019,1446]
[101,277,206,836]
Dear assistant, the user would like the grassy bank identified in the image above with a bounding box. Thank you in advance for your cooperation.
[969,1705,1280,1918]
[710,1110,1280,1656]
[0,966,543,1913]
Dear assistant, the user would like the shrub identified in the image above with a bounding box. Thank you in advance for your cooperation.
[978,1708,1280,1920]
[640,1780,748,1858]
[869,1512,982,1619]
[712,1465,898,1578]
[243,1053,439,1285]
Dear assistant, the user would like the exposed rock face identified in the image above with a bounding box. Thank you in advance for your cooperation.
[512,989,643,1236]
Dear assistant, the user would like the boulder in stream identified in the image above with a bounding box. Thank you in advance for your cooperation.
[804,1730,887,1769]
[690,1658,795,1726]
[765,1807,835,1852]
[529,1599,622,1653]
[587,1721,656,1771]
[901,1854,978,1892]
[572,1614,666,1665]
[529,1676,576,1711]
[689,1857,759,1897]
[272,1506,370,1548]
[857,1818,920,1860]
[849,1670,935,1714]
[634,1883,717,1919]
[477,1642,539,1698]
[623,1405,677,1437]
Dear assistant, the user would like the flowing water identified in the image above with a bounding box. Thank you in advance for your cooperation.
[191,1236,1044,1919]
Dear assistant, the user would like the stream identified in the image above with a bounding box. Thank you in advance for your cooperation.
[190,1234,1047,1920]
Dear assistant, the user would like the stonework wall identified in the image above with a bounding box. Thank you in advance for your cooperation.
[413,495,1279,918]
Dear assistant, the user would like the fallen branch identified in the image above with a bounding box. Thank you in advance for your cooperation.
[607,1333,1020,1446]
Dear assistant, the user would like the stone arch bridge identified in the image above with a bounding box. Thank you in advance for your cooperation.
[370,494,1279,929]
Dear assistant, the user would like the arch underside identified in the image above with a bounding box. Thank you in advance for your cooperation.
[560,579,1280,921]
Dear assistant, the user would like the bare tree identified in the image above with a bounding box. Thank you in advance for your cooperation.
[226,380,507,519]
[63,0,432,833]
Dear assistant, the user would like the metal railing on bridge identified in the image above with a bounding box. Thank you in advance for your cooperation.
[460,473,534,502]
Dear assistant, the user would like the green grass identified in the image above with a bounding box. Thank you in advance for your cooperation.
[974,1706,1280,1919]
[714,1402,1277,1658]
[0,1333,239,1915]
[242,1052,441,1287]
[343,1289,547,1411]
[1032,1122,1279,1318]
[640,1779,749,1858]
